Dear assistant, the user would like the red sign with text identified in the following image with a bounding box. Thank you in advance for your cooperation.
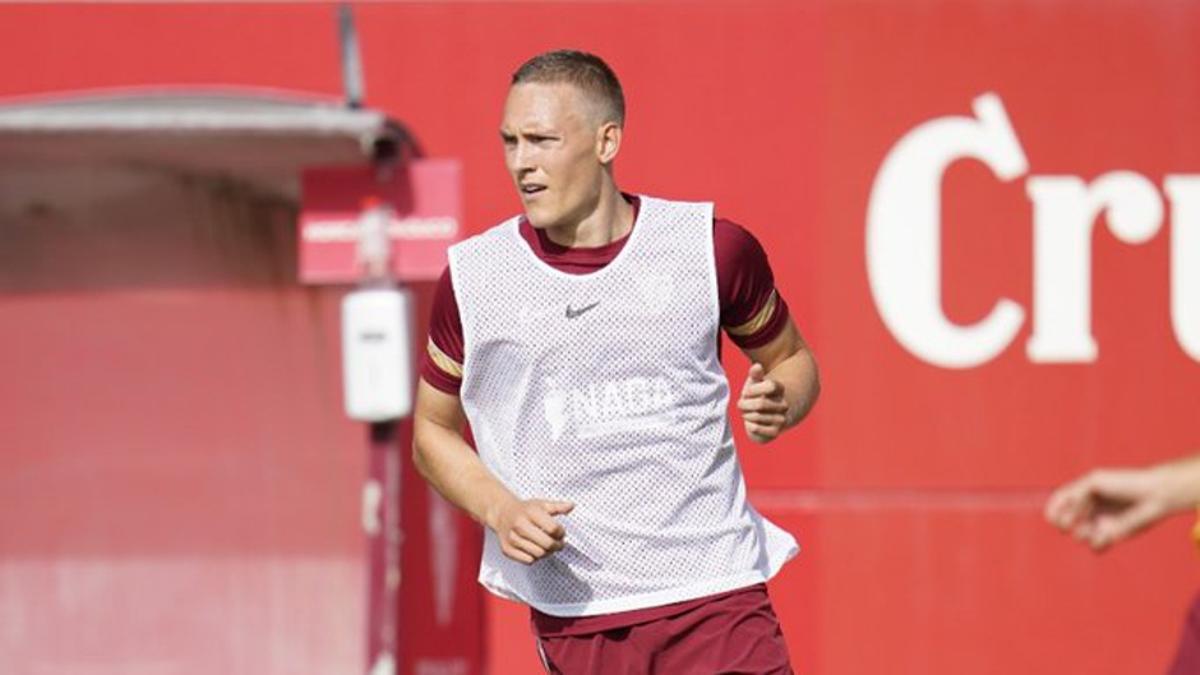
[299,160,461,284]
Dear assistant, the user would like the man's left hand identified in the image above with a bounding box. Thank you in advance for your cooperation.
[738,363,789,444]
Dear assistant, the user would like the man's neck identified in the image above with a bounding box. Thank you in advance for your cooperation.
[541,184,634,249]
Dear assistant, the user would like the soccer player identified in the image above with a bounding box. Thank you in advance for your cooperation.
[413,50,820,674]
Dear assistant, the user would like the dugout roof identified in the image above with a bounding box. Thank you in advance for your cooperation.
[0,87,408,202]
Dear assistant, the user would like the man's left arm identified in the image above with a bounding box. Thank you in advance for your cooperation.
[737,319,820,444]
[712,216,818,443]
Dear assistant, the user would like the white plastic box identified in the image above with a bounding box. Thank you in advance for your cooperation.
[341,287,413,421]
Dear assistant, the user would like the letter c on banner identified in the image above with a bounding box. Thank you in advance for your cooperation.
[867,93,1029,368]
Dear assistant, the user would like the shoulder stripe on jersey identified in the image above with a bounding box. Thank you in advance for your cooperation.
[426,339,463,379]
[726,289,778,338]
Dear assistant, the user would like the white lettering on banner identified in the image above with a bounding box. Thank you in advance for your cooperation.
[867,94,1028,368]
[1164,177,1200,361]
[1026,173,1162,362]
[414,659,469,675]
[543,376,676,441]
[867,92,1200,367]
[303,216,459,242]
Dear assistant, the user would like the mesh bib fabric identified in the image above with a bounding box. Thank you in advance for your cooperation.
[449,195,798,616]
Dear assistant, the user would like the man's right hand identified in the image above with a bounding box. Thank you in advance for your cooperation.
[487,498,574,565]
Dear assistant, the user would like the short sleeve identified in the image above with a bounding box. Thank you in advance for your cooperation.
[714,217,791,349]
[420,266,465,395]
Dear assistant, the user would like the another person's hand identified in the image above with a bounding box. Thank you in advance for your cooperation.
[738,363,789,444]
[1045,455,1200,551]
[487,498,574,564]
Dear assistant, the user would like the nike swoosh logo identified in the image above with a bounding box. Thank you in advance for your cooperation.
[565,301,601,319]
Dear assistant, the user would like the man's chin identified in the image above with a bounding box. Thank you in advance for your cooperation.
[522,207,559,230]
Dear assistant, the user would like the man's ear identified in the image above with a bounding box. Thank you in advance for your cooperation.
[597,122,622,165]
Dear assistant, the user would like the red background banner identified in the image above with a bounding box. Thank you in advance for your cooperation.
[1,2,1197,674]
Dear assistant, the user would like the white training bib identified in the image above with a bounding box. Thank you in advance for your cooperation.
[448,195,798,616]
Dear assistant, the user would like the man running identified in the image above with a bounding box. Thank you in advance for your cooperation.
[413,49,820,674]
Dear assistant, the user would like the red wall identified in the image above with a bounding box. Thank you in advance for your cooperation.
[2,2,1198,673]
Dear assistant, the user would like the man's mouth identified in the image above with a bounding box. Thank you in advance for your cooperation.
[520,184,547,196]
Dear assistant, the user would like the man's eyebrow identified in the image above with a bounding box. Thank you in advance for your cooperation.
[499,128,559,139]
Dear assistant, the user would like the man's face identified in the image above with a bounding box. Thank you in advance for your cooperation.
[500,82,607,229]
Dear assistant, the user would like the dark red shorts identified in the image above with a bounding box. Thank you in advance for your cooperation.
[1169,590,1200,675]
[531,585,794,675]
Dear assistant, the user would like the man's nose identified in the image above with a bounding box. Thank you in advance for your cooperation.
[511,141,536,174]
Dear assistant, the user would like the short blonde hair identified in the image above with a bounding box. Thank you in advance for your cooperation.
[511,50,625,126]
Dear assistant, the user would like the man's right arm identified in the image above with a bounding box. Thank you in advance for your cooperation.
[411,378,517,535]
[416,266,573,564]
[413,378,573,565]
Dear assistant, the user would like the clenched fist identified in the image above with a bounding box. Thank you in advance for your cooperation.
[487,498,574,565]
[738,363,789,444]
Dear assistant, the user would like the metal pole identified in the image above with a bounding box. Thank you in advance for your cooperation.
[338,3,366,109]
[365,420,401,675]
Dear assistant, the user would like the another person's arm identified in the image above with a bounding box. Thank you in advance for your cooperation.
[1045,453,1200,551]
